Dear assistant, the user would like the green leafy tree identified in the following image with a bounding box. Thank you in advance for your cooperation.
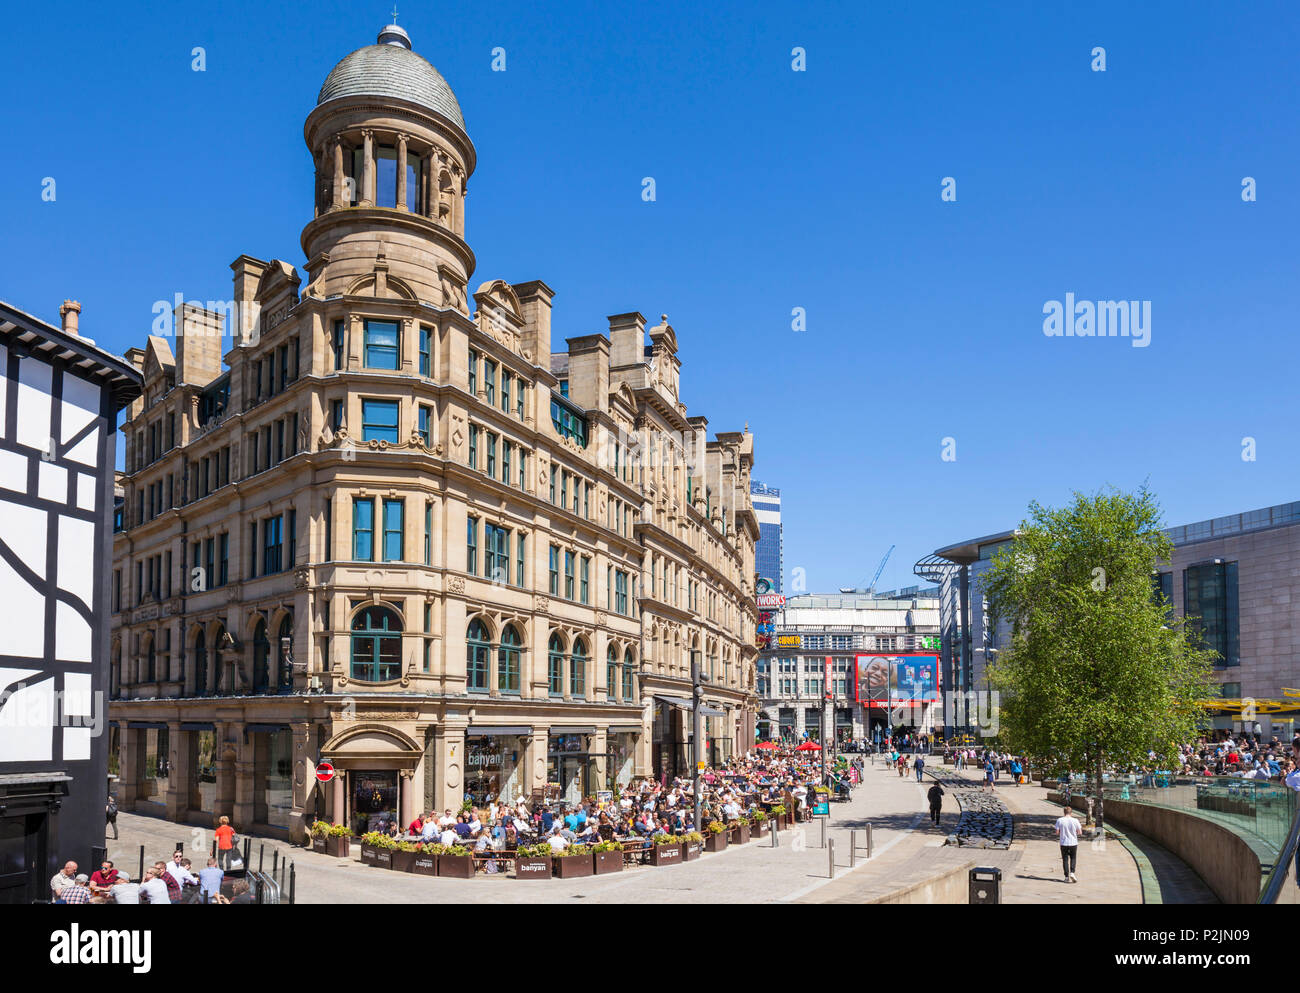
[983,487,1216,831]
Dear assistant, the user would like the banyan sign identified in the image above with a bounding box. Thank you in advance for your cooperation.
[756,593,786,608]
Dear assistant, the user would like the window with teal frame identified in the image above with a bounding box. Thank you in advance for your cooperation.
[498,624,521,693]
[361,399,399,443]
[570,639,587,698]
[466,619,490,692]
[353,498,374,561]
[382,499,403,562]
[363,319,399,370]
[351,605,402,682]
[548,633,564,695]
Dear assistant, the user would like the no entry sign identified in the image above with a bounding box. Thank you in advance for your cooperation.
[315,761,335,783]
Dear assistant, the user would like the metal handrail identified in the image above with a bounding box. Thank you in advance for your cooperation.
[1259,789,1300,904]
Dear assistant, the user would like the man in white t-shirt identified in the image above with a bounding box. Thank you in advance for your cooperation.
[1054,806,1082,883]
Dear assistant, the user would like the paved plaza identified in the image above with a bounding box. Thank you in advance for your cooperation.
[103,757,1217,903]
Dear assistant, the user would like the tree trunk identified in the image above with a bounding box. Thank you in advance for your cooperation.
[1094,749,1105,835]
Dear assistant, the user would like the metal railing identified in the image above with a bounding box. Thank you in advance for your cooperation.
[1260,790,1300,904]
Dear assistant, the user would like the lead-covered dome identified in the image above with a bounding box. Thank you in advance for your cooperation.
[317,26,466,133]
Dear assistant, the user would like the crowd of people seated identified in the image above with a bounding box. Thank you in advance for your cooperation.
[361,745,859,871]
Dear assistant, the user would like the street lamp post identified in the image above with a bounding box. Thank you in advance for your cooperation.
[691,653,708,831]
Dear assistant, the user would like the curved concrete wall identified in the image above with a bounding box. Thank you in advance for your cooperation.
[1050,792,1260,904]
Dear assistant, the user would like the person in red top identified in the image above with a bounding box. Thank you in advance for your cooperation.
[215,815,237,870]
[408,814,424,835]
[89,859,119,893]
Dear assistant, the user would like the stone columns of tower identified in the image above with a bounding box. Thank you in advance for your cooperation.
[361,129,375,207]
[421,153,432,219]
[396,133,409,211]
[331,137,345,209]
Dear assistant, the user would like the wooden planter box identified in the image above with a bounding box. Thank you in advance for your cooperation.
[311,836,327,854]
[373,847,393,870]
[360,842,379,867]
[683,841,702,861]
[513,856,552,880]
[411,853,437,876]
[390,850,416,873]
[729,823,750,845]
[326,836,350,858]
[650,842,682,866]
[438,853,474,878]
[704,832,728,853]
[553,854,594,878]
[593,850,623,874]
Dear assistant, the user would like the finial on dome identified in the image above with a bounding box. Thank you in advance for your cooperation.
[377,19,411,49]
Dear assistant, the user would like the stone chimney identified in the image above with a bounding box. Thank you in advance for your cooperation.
[513,280,554,364]
[59,300,81,337]
[229,254,269,345]
[608,312,645,371]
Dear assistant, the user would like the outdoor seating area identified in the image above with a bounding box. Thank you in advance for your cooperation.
[308,743,863,881]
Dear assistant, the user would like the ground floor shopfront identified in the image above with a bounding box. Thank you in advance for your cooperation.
[109,694,659,841]
[758,699,938,743]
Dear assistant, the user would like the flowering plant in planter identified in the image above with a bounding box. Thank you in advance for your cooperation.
[653,833,678,845]
[705,820,726,834]
[361,831,398,849]
[553,843,591,858]
[751,810,769,823]
[591,839,621,853]
[683,831,705,844]
[396,840,421,853]
[309,820,332,838]
[326,823,352,838]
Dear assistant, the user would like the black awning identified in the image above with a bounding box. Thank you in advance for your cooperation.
[467,726,531,736]
[550,726,596,735]
[655,695,694,710]
[127,721,168,730]
[180,722,214,732]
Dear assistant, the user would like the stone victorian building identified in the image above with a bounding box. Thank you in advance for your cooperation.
[109,24,760,840]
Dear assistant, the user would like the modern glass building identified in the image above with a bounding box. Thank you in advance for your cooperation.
[919,500,1300,739]
[751,480,783,592]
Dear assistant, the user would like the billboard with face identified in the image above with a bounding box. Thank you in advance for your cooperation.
[855,653,939,708]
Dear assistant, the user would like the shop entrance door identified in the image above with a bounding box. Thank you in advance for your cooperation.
[0,813,46,905]
[350,771,398,836]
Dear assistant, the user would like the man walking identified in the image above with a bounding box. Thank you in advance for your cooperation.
[1055,805,1082,883]
[914,753,925,782]
[927,782,945,825]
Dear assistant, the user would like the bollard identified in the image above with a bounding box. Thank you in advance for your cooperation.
[771,822,778,847]
[211,839,217,859]
[866,822,873,859]
[138,845,145,881]
[259,843,265,873]
[820,816,826,849]
[850,830,856,868]
[242,836,250,872]
[272,849,279,876]
[828,839,835,879]
[289,861,296,905]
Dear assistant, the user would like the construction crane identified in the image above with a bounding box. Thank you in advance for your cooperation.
[868,544,895,595]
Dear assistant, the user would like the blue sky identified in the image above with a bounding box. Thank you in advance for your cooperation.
[3,0,1297,593]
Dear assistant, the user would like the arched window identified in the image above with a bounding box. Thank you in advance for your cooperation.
[570,638,587,699]
[498,624,521,693]
[194,629,207,697]
[466,619,490,692]
[277,614,294,691]
[607,645,619,702]
[547,633,564,696]
[352,606,403,682]
[623,647,636,702]
[252,620,270,693]
[212,624,229,695]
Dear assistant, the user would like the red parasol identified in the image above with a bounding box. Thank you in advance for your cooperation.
[795,741,822,752]
[755,741,780,750]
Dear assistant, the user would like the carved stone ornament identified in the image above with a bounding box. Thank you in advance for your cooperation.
[447,575,466,594]
[534,595,549,614]
[597,612,608,628]
[294,567,309,590]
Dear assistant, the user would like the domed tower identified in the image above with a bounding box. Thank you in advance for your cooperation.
[301,23,476,312]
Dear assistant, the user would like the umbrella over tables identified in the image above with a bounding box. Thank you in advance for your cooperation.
[755,741,780,750]
[795,741,822,752]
